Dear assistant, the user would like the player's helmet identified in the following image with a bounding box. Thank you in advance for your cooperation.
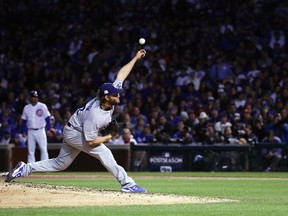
[30,90,38,97]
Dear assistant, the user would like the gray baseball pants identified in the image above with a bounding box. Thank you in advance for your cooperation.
[21,125,135,187]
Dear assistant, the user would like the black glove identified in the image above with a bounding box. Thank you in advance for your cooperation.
[101,120,121,137]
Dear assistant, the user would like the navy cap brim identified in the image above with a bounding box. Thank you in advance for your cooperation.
[100,83,123,97]
[113,88,123,94]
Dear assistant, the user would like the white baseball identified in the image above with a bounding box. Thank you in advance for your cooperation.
[139,38,146,45]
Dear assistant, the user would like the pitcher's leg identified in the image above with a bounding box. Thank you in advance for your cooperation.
[23,142,80,176]
[86,144,135,186]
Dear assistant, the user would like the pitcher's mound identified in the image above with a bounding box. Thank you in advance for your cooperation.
[0,182,236,208]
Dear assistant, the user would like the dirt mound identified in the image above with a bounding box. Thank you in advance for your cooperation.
[0,182,235,208]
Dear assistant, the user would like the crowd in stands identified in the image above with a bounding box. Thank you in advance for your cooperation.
[0,1,288,171]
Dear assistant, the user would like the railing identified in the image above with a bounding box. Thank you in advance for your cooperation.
[130,142,288,172]
[0,143,130,172]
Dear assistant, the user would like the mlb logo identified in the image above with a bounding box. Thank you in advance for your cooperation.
[160,166,172,172]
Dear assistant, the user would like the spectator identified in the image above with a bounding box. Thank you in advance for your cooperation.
[110,128,137,145]
[67,35,83,56]
[202,124,222,145]
[209,55,233,84]
[0,107,16,135]
[274,119,288,143]
[247,61,261,83]
[194,111,209,143]
[46,115,63,143]
[166,105,181,128]
[172,120,194,144]
[214,112,232,137]
[253,118,267,142]
[134,123,155,144]
[50,94,61,110]
[260,130,283,172]
[0,120,11,140]
[185,110,199,132]
[226,102,238,121]
[241,104,254,126]
[130,107,147,131]
[133,116,147,135]
[208,108,220,125]
[186,64,206,91]
[221,126,247,145]
[11,133,26,147]
[175,68,190,87]
[0,130,11,145]
[122,113,133,131]
[269,30,285,49]
[234,92,246,110]
[242,124,259,145]
[153,114,174,143]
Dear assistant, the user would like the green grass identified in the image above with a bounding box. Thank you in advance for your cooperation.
[1,172,288,216]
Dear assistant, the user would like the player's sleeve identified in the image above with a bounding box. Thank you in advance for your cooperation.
[113,79,123,89]
[21,106,27,120]
[22,120,28,134]
[43,104,51,118]
[21,107,28,133]
[45,116,51,130]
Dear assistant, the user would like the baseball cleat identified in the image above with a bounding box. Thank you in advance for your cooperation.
[121,184,147,193]
[5,161,26,182]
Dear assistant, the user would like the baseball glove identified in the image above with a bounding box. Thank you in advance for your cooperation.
[101,120,121,137]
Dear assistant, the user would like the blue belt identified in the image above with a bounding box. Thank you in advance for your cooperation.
[29,127,43,130]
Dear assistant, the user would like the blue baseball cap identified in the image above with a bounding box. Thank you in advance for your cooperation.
[30,90,38,97]
[99,83,122,97]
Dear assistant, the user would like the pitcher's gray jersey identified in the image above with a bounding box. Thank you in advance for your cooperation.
[68,80,122,141]
[69,98,113,141]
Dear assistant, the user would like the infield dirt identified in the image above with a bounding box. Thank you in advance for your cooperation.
[0,176,235,208]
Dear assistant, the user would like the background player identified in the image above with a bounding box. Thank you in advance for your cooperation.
[5,49,147,193]
[21,90,51,163]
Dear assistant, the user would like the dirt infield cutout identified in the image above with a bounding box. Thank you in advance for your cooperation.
[0,182,236,208]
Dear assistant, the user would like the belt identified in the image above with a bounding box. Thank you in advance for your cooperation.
[29,127,44,130]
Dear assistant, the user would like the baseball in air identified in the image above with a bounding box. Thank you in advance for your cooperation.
[139,38,146,45]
